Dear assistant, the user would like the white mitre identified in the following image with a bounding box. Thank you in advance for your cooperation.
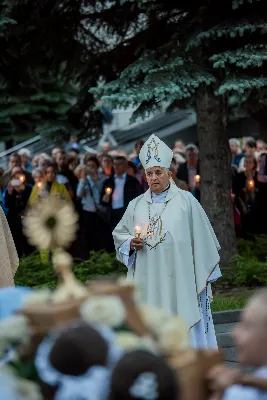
[139,134,173,169]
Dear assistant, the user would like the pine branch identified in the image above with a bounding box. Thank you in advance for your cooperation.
[216,77,267,95]
[187,21,267,49]
[210,45,267,68]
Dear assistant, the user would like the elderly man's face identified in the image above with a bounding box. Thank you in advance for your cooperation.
[146,166,171,193]
[233,299,267,366]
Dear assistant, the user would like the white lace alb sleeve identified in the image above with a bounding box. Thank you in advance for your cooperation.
[119,239,136,269]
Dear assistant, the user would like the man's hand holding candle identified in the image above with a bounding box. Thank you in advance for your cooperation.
[130,237,143,251]
[130,225,143,251]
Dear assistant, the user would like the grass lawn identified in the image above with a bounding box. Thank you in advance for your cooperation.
[211,289,257,312]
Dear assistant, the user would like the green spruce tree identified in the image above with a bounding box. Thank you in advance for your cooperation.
[89,0,267,263]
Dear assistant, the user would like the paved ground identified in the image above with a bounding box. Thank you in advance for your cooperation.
[214,310,254,372]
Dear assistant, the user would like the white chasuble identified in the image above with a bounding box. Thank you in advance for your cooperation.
[113,183,221,347]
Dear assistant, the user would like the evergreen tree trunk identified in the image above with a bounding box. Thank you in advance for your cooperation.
[196,85,237,265]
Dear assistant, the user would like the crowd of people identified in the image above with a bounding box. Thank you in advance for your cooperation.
[1,135,267,258]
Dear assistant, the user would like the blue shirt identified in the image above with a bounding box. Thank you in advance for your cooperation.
[0,286,32,320]
[112,173,127,210]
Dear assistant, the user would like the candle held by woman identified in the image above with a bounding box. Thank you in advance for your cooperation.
[195,174,200,183]
[248,179,255,189]
[19,175,25,184]
[105,187,112,195]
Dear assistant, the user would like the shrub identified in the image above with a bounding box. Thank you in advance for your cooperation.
[232,254,267,286]
[15,252,125,288]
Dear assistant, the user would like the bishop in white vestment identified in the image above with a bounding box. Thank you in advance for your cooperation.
[113,134,221,348]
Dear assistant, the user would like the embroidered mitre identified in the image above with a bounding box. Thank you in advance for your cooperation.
[139,134,173,169]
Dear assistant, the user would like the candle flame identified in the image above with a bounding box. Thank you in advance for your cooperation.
[105,187,112,195]
[135,225,141,234]
[37,181,43,189]
[195,174,200,183]
[248,180,254,188]
[19,175,25,183]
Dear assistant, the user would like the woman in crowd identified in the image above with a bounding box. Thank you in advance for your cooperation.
[234,155,260,237]
[2,167,33,257]
[77,156,112,259]
[169,160,188,190]
[28,163,71,206]
[32,168,44,185]
[127,161,137,178]
[67,155,80,173]
[101,154,114,178]
[128,140,144,167]
[139,165,149,193]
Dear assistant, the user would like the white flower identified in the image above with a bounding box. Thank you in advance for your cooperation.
[0,315,31,344]
[117,277,135,288]
[115,332,142,351]
[115,332,158,353]
[80,296,126,328]
[139,305,170,336]
[158,316,189,353]
[16,379,43,400]
[52,281,88,303]
[52,250,72,268]
[23,196,78,251]
[22,289,52,307]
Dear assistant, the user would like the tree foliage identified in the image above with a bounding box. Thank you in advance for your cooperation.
[88,0,267,124]
[0,0,117,142]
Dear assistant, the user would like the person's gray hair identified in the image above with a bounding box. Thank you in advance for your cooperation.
[18,148,31,157]
[185,144,198,153]
[38,155,52,168]
[32,168,44,177]
[229,138,240,147]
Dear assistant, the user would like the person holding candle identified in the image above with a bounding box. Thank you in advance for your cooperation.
[2,168,33,257]
[28,163,71,206]
[233,155,260,237]
[113,134,221,349]
[101,156,142,231]
[0,153,34,190]
[32,168,44,186]
[176,144,200,201]
[76,156,112,258]
[101,154,114,178]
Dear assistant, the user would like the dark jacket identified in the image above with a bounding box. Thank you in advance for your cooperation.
[101,174,141,210]
[177,162,200,201]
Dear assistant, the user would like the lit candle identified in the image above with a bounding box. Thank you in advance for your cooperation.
[135,225,141,239]
[19,175,25,184]
[105,187,112,195]
[248,179,255,189]
[37,181,43,189]
[195,174,200,183]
